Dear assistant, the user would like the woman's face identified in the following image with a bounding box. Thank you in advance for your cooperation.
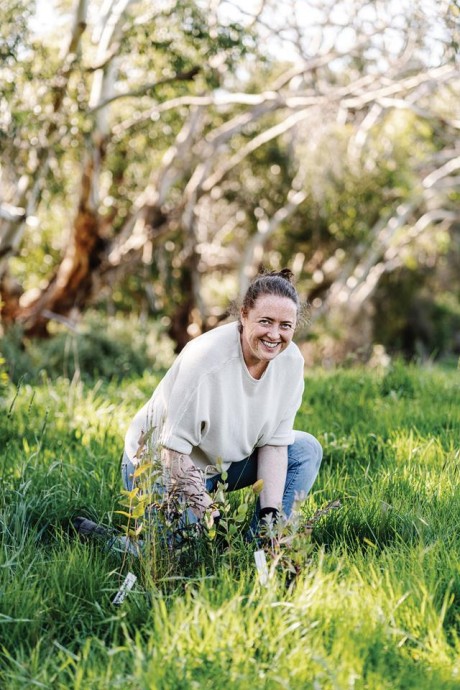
[240,294,297,370]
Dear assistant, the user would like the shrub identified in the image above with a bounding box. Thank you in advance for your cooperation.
[0,312,174,383]
[381,359,416,398]
[0,325,37,383]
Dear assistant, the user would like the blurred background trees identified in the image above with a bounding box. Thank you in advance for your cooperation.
[1,0,459,376]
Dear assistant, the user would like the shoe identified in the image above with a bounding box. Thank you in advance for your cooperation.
[72,516,111,540]
[72,516,142,558]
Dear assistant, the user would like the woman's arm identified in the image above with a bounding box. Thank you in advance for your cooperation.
[257,445,288,512]
[162,448,218,519]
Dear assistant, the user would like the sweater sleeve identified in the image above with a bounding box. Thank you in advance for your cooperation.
[158,364,211,455]
[265,364,304,446]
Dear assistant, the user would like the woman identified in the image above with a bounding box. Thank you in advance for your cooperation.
[122,269,322,538]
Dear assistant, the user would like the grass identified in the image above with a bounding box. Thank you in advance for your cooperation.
[0,362,459,689]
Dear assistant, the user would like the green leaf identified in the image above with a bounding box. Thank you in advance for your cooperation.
[133,463,153,478]
[120,487,139,500]
[114,510,133,519]
[131,504,146,519]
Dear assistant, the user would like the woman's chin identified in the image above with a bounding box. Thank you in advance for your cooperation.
[258,343,281,358]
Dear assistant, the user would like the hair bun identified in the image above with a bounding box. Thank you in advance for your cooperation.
[258,267,294,283]
[278,268,294,283]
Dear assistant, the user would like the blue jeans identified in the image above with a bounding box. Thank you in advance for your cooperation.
[121,431,322,533]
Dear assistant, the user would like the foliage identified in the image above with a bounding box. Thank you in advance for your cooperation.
[1,0,458,362]
[116,450,263,583]
[381,359,417,398]
[0,364,459,687]
[373,265,460,361]
[0,354,8,398]
[0,311,174,383]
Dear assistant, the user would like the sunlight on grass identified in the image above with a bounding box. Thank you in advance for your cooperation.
[1,364,459,688]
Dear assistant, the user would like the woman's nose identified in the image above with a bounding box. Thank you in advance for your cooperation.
[266,324,280,339]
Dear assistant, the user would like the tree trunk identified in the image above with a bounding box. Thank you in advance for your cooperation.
[166,257,199,353]
[3,154,105,336]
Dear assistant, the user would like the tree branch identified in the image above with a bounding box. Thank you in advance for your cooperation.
[200,108,311,194]
[89,68,201,113]
[238,188,307,296]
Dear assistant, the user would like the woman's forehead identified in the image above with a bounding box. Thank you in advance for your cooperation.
[247,294,297,318]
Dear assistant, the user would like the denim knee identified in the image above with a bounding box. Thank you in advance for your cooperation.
[283,431,323,513]
[288,430,323,471]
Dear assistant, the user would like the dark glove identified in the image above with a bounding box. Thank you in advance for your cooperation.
[212,512,222,529]
[256,507,280,549]
[259,506,280,525]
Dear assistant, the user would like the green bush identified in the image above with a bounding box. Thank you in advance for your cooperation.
[38,328,149,381]
[0,325,37,383]
[0,313,174,383]
[381,359,416,398]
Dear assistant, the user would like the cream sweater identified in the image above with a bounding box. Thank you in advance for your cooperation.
[124,321,304,475]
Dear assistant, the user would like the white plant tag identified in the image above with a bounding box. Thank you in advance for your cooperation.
[254,549,269,585]
[112,572,137,605]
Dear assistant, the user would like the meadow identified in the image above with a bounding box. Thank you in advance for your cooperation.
[1,361,459,689]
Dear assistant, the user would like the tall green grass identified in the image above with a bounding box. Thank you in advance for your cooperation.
[1,363,459,689]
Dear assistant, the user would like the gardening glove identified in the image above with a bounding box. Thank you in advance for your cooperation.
[259,506,280,525]
[256,506,280,548]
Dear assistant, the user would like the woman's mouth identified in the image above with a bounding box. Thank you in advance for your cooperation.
[260,339,280,350]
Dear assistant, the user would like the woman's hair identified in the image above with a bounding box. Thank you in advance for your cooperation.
[234,268,307,332]
[241,268,300,315]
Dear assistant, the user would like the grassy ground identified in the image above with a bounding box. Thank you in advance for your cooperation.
[0,362,459,689]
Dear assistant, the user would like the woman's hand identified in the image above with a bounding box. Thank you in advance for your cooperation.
[162,448,215,519]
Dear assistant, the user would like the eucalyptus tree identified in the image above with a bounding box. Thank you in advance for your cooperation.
[0,0,458,352]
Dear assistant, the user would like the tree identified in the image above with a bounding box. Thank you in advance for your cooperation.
[1,0,459,354]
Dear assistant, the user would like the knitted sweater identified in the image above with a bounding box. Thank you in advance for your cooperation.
[124,321,304,474]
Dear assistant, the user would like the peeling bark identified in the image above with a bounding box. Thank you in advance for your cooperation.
[10,155,105,336]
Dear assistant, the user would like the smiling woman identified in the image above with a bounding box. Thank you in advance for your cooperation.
[240,286,298,379]
[121,269,323,541]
